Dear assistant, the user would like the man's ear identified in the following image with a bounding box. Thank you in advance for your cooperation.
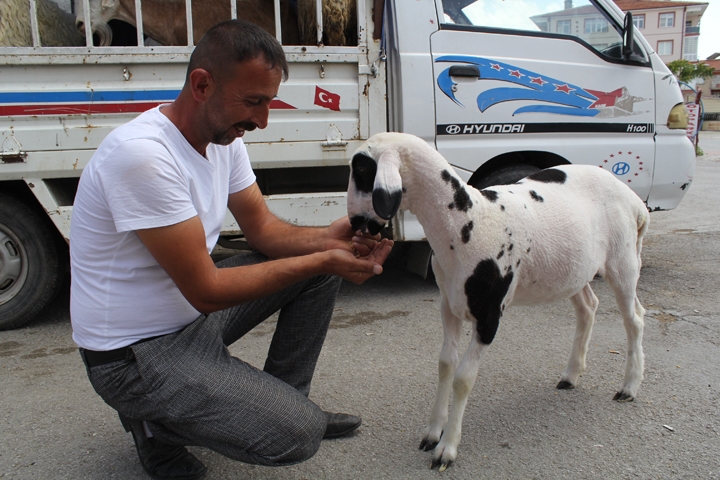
[372,149,403,220]
[188,69,215,102]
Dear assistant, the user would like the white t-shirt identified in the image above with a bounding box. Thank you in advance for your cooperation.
[70,106,256,351]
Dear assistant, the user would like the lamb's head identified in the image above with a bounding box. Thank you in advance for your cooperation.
[74,0,118,46]
[347,132,408,235]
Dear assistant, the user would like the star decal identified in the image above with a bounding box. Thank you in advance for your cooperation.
[554,83,575,94]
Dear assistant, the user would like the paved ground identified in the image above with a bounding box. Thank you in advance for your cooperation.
[1,132,719,479]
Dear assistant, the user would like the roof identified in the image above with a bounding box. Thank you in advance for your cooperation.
[696,59,720,72]
[614,0,708,10]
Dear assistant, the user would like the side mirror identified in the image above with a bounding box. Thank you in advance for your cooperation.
[623,11,635,60]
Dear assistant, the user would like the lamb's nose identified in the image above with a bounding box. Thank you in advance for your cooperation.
[76,20,86,34]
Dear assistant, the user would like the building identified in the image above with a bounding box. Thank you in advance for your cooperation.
[529,0,707,63]
[693,57,720,97]
[614,0,708,62]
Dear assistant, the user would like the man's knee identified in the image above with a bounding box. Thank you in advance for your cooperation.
[247,408,326,467]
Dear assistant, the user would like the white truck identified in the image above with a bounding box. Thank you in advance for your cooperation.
[0,0,694,329]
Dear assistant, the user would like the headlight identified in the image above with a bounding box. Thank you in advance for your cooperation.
[667,103,688,129]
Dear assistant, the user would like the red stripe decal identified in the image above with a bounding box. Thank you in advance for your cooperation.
[269,99,297,110]
[0,102,164,116]
[2,99,297,116]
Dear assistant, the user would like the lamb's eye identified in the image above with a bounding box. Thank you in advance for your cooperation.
[357,166,366,173]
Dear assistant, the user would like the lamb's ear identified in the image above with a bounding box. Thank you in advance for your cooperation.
[372,149,403,220]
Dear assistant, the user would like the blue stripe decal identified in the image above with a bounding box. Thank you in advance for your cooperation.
[0,90,181,103]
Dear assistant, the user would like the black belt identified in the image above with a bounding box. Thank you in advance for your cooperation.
[81,336,162,368]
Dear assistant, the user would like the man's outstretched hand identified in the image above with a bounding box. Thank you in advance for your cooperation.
[326,216,384,256]
[326,237,394,284]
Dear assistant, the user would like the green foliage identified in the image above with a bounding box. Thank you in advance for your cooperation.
[666,59,715,83]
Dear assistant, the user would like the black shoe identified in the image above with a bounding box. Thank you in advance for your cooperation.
[119,413,207,480]
[323,411,362,439]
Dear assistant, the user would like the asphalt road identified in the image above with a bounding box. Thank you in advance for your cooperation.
[2,132,719,479]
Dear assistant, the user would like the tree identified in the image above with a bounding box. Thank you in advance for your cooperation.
[666,59,715,83]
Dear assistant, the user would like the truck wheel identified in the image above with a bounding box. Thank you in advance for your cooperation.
[471,165,541,190]
[0,192,65,330]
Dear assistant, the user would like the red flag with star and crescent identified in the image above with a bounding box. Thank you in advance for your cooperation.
[314,86,341,111]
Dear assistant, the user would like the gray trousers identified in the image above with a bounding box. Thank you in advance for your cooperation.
[82,252,343,466]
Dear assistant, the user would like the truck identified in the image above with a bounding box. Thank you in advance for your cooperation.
[0,0,695,330]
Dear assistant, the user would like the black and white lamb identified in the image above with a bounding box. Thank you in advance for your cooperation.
[347,132,649,471]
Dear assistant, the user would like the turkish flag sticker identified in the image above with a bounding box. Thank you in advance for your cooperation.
[314,86,341,111]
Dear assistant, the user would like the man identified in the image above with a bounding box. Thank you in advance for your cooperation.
[70,19,393,480]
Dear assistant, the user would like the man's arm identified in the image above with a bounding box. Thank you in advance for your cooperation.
[135,183,392,314]
[227,183,372,258]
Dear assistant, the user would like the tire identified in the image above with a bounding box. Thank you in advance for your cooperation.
[0,192,65,330]
[471,165,541,190]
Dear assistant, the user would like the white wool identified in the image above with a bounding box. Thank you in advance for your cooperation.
[0,0,84,46]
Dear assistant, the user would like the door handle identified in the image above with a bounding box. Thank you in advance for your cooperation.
[449,65,480,78]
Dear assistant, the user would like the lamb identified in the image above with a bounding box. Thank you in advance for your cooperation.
[0,0,84,46]
[347,132,649,471]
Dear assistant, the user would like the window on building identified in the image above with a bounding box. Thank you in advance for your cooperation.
[659,12,675,28]
[684,36,698,61]
[584,17,609,33]
[657,40,673,55]
[633,14,645,29]
[557,19,571,34]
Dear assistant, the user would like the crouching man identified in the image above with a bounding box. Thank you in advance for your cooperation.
[70,19,393,479]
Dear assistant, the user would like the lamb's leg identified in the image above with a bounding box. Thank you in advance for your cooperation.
[557,283,599,390]
[420,294,461,452]
[430,329,487,471]
[612,290,645,401]
[605,261,645,401]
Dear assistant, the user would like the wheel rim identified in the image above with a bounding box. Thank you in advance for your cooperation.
[0,222,29,307]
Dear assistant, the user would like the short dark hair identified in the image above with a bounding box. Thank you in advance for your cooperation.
[186,19,289,82]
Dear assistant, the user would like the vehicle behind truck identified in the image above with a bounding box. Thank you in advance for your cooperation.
[0,0,694,329]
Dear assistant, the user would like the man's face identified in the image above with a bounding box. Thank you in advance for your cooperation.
[204,56,283,146]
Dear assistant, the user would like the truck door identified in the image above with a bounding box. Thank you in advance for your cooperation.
[431,0,656,200]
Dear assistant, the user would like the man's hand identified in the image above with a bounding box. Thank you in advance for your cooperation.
[324,237,394,285]
[325,216,383,257]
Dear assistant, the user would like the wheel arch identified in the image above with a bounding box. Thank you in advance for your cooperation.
[467,150,570,187]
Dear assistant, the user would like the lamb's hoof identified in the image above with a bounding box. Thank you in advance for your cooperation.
[556,380,574,390]
[419,438,439,451]
[430,457,453,472]
[613,391,635,402]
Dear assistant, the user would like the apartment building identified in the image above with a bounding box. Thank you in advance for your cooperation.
[614,0,708,62]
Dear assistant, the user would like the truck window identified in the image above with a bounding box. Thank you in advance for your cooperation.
[440,0,644,61]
